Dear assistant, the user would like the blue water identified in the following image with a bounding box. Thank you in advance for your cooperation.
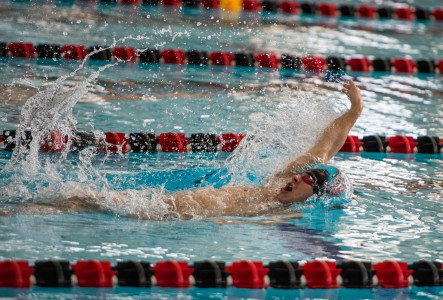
[1,0,443,298]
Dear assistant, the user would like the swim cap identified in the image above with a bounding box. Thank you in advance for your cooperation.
[304,168,330,195]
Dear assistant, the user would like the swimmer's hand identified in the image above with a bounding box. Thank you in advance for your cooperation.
[342,80,363,114]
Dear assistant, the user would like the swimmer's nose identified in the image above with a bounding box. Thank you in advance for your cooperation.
[292,174,300,183]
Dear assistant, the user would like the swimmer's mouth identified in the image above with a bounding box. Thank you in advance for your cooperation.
[282,183,294,192]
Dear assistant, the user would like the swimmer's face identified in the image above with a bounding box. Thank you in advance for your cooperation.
[277,173,314,204]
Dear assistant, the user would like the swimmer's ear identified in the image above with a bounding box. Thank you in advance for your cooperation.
[329,185,345,196]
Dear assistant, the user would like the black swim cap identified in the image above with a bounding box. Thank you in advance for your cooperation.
[304,169,330,195]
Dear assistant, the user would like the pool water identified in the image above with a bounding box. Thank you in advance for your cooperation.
[0,0,443,298]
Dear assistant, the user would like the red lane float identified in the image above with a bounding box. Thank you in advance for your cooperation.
[358,5,376,18]
[393,58,415,74]
[255,53,278,68]
[163,0,181,6]
[158,132,189,152]
[388,135,418,154]
[112,47,136,62]
[153,261,193,288]
[280,1,299,14]
[242,0,259,11]
[303,261,341,289]
[395,7,414,21]
[302,56,325,71]
[437,60,443,74]
[8,42,35,58]
[433,8,443,21]
[339,136,363,152]
[227,260,269,289]
[61,45,87,60]
[105,132,129,153]
[0,260,34,288]
[348,58,370,72]
[71,260,116,288]
[160,49,186,64]
[220,133,245,152]
[202,0,219,9]
[318,3,337,17]
[41,131,67,152]
[373,261,413,288]
[209,51,234,66]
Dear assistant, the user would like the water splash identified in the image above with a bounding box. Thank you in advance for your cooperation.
[0,38,145,204]
[224,85,346,186]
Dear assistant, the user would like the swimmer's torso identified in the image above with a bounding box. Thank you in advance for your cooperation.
[160,183,283,219]
[6,178,285,220]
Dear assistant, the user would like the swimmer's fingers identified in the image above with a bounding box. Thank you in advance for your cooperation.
[342,80,358,98]
[349,79,357,88]
[342,82,351,96]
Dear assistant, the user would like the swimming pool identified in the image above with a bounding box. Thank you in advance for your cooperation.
[0,0,442,298]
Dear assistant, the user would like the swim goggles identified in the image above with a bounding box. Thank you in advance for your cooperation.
[299,173,314,187]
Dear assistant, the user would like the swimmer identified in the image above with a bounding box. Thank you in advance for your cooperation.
[157,79,363,218]
[274,79,363,204]
[6,80,363,219]
[76,79,362,219]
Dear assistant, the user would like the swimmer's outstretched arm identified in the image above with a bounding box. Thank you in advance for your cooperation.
[279,80,363,176]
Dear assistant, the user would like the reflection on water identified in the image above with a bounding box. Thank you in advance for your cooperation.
[332,154,443,261]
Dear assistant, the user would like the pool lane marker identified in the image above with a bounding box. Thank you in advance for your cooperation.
[7,0,443,23]
[1,130,442,155]
[0,259,442,289]
[1,42,443,74]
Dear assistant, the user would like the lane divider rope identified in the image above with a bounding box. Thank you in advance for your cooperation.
[0,259,442,289]
[10,0,443,23]
[1,130,442,154]
[1,42,443,74]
